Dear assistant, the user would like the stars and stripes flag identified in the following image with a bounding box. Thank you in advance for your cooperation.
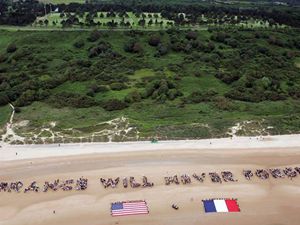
[203,199,240,213]
[111,200,149,216]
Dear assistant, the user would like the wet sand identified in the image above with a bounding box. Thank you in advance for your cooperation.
[1,147,300,225]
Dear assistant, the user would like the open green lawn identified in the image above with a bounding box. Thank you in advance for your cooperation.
[24,11,279,31]
[34,12,174,29]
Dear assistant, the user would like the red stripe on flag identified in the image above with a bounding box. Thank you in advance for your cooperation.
[111,200,149,217]
[225,199,240,212]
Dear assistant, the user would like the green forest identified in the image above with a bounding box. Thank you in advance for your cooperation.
[0,27,300,143]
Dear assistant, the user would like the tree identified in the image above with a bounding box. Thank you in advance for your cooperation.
[148,19,153,26]
[138,19,146,27]
[44,19,49,26]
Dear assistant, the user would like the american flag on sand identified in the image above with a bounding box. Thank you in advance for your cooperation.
[111,200,149,216]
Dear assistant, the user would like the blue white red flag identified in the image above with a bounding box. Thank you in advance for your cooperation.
[111,200,149,216]
[203,199,240,213]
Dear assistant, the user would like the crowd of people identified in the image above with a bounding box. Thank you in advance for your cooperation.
[165,172,237,185]
[0,177,88,193]
[243,170,254,180]
[209,172,223,183]
[164,175,180,185]
[0,181,23,193]
[192,173,206,182]
[1,167,300,193]
[283,167,297,180]
[180,174,192,184]
[128,176,154,188]
[243,167,300,180]
[221,171,238,182]
[100,176,154,189]
[100,178,120,188]
[255,169,270,180]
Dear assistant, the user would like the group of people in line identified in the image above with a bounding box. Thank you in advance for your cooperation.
[165,171,237,185]
[243,167,300,180]
[1,167,300,193]
[0,177,88,193]
[100,176,154,189]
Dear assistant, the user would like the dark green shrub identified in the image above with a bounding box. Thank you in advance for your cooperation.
[7,43,17,53]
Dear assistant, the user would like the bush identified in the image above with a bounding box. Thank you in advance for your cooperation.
[89,84,109,93]
[86,89,95,97]
[48,92,96,108]
[14,107,21,113]
[156,43,168,56]
[144,79,181,102]
[213,96,233,111]
[124,39,143,54]
[215,71,240,84]
[225,38,239,48]
[148,34,161,46]
[288,85,300,99]
[102,99,127,111]
[0,54,7,63]
[186,89,217,103]
[110,82,127,91]
[7,43,17,53]
[194,71,202,77]
[87,30,102,42]
[88,41,112,58]
[186,31,197,40]
[125,90,142,103]
[73,40,85,48]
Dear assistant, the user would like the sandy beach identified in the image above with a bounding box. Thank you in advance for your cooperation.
[1,135,300,225]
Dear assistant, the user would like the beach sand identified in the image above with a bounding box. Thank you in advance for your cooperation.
[1,147,300,225]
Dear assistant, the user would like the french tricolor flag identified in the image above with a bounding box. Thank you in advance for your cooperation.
[203,199,240,213]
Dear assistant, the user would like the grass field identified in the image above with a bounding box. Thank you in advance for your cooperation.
[0,28,299,143]
[28,11,278,31]
[0,105,11,130]
[33,12,174,29]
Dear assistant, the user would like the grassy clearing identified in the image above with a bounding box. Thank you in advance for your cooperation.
[0,105,11,128]
[27,11,279,31]
[34,12,174,29]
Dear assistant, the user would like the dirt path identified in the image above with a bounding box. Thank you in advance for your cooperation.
[0,104,25,145]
